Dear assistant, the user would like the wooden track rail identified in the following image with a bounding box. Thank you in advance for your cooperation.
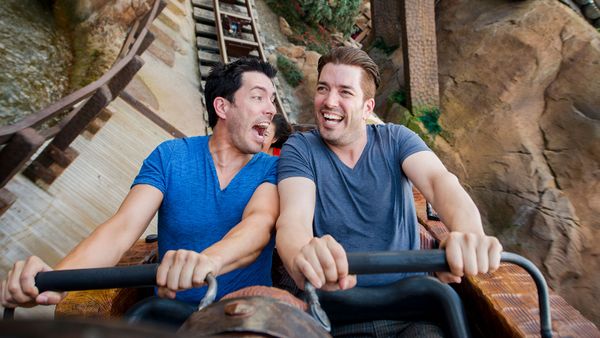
[0,0,166,214]
[191,0,289,120]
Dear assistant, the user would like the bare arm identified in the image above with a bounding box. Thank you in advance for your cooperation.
[275,177,355,291]
[403,151,482,234]
[1,184,162,307]
[403,151,502,281]
[156,182,279,298]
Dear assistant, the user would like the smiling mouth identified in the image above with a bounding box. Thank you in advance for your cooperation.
[321,111,344,125]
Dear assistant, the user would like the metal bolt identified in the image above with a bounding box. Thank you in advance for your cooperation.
[224,300,255,317]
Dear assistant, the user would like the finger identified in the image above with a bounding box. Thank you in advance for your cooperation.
[488,238,503,272]
[295,256,322,289]
[178,255,198,290]
[37,291,65,305]
[325,237,349,282]
[302,245,326,287]
[21,257,45,299]
[191,257,211,288]
[338,274,357,290]
[314,241,339,284]
[156,251,174,287]
[436,272,462,284]
[476,237,490,274]
[167,251,188,291]
[157,286,176,299]
[1,280,16,308]
[444,234,464,278]
[8,262,31,304]
[462,233,478,276]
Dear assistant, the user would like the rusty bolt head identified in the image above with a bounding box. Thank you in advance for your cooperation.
[224,300,255,317]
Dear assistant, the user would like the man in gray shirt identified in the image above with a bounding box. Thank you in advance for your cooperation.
[276,47,503,336]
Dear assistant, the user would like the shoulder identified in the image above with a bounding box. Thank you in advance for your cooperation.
[371,123,413,136]
[283,129,322,151]
[155,136,207,155]
[253,152,279,167]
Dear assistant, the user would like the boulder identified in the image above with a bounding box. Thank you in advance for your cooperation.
[432,0,600,325]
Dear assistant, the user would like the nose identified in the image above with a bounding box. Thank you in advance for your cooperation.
[266,99,276,117]
[323,91,338,108]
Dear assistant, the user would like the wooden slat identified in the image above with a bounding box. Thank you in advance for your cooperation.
[198,50,222,64]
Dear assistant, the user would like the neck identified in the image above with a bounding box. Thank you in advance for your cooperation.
[325,126,368,169]
[209,126,253,188]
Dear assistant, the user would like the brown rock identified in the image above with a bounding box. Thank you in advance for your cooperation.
[431,0,600,326]
[278,16,293,37]
[276,45,305,59]
[304,51,321,67]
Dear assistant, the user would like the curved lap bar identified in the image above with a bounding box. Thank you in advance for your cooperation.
[317,276,470,338]
[125,297,196,328]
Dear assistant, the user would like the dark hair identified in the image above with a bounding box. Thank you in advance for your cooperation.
[271,113,292,148]
[205,57,277,128]
[317,47,380,99]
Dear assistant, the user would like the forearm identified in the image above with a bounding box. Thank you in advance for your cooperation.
[55,216,143,270]
[429,172,484,235]
[201,218,273,275]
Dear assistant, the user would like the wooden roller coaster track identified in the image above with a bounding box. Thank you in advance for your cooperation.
[191,0,289,120]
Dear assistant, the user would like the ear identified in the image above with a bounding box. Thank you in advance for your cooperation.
[213,97,229,120]
[271,137,279,145]
[362,98,375,120]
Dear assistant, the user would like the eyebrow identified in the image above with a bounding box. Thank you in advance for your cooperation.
[317,81,356,91]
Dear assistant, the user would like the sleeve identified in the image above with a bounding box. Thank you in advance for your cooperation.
[131,141,174,194]
[262,156,278,185]
[392,124,431,164]
[277,133,315,183]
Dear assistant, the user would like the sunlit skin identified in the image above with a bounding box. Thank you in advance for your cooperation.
[314,64,374,152]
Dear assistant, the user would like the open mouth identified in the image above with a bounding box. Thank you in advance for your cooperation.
[252,121,270,140]
[321,111,344,126]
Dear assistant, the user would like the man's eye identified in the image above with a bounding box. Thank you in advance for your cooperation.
[254,96,263,101]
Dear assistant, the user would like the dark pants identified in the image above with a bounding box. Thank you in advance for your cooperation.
[332,319,445,338]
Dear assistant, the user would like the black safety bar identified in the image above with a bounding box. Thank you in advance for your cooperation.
[2,251,551,338]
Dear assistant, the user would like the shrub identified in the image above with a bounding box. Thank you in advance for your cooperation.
[277,54,303,87]
[297,0,361,36]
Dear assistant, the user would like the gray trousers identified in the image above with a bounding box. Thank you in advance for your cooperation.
[331,319,445,338]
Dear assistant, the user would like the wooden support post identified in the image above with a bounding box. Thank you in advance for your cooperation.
[0,188,16,216]
[0,128,45,188]
[399,0,440,111]
[24,56,145,186]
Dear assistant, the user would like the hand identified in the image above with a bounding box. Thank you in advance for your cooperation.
[1,256,66,308]
[156,250,221,299]
[437,232,503,283]
[291,235,357,291]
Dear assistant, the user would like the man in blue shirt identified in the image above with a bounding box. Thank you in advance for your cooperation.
[276,47,503,336]
[2,58,280,307]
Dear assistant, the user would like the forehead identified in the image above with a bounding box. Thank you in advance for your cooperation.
[239,71,275,94]
[318,63,364,90]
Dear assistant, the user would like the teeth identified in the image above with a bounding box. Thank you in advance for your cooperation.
[255,122,270,128]
[323,113,342,121]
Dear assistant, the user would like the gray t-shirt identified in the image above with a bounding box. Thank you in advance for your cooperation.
[278,124,430,286]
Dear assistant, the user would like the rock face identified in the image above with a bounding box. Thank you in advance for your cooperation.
[433,0,600,325]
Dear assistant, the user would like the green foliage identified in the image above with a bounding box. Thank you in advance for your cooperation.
[277,54,303,87]
[417,107,442,135]
[388,89,406,107]
[372,36,398,55]
[297,0,361,36]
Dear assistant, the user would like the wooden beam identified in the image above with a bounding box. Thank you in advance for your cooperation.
[399,0,440,111]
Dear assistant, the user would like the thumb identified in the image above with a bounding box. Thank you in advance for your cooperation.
[36,291,66,305]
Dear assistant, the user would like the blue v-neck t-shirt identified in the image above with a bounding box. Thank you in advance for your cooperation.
[132,136,277,303]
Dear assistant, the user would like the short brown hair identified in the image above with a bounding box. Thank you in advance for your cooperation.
[317,47,380,100]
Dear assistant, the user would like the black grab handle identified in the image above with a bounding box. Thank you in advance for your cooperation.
[347,250,552,338]
[34,264,159,292]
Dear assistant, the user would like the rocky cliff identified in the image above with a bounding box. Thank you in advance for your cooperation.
[430,0,600,324]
